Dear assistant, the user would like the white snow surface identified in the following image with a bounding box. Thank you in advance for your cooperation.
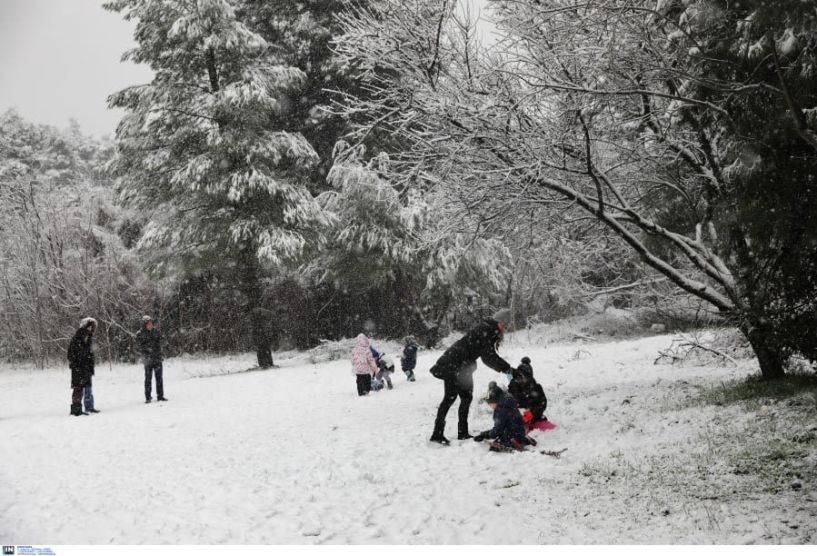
[2,331,815,544]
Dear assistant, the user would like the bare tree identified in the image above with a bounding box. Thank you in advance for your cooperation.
[332,0,817,378]
[0,174,153,365]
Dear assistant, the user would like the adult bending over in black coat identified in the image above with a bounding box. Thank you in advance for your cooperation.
[428,308,513,444]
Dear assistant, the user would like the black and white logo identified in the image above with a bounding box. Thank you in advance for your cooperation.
[2,546,15,555]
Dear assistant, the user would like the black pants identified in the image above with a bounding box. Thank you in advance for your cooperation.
[145,360,164,400]
[432,364,475,438]
[529,400,547,422]
[356,373,372,396]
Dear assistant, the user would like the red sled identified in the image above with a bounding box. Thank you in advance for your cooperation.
[526,420,556,433]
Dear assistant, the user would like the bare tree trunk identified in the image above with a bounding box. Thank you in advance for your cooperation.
[238,248,273,369]
[26,185,46,368]
[32,267,44,369]
[740,321,786,380]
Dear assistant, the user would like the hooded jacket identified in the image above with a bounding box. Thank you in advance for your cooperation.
[429,319,511,380]
[67,326,95,388]
[351,334,378,376]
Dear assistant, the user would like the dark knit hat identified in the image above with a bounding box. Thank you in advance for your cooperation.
[486,381,504,404]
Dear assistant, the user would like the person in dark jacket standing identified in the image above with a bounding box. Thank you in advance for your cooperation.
[136,315,167,403]
[428,308,514,444]
[67,317,98,416]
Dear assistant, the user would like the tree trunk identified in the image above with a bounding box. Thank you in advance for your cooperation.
[252,307,274,369]
[393,270,413,338]
[238,248,273,369]
[741,322,786,380]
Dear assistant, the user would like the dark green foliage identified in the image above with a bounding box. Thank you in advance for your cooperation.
[691,372,817,409]
[690,0,817,366]
[105,0,337,366]
[239,0,364,186]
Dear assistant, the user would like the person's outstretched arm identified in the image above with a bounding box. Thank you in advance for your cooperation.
[480,348,512,374]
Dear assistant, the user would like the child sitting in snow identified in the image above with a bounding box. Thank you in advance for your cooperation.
[400,336,418,382]
[352,333,379,396]
[474,382,536,452]
[508,356,548,426]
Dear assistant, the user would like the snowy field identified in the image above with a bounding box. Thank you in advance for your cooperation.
[1,329,815,544]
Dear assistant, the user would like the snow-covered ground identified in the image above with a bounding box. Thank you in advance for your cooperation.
[1,330,815,544]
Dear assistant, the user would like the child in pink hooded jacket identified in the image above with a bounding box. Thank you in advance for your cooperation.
[352,333,378,396]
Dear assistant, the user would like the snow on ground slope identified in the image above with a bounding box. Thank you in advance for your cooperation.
[1,332,815,544]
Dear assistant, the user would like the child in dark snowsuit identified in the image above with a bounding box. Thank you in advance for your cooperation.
[400,336,418,382]
[474,382,535,452]
[508,356,548,425]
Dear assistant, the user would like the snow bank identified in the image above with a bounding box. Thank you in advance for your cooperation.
[1,331,815,544]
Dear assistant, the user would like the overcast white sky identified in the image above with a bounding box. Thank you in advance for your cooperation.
[0,0,495,139]
[0,0,153,138]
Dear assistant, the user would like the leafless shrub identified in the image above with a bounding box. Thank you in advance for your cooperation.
[655,330,753,367]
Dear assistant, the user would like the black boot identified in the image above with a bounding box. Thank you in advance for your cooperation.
[430,419,450,445]
[70,403,87,416]
[457,432,473,440]
[429,434,450,445]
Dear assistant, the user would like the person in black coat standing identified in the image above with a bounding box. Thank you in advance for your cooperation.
[67,317,98,416]
[136,315,167,403]
[428,308,514,444]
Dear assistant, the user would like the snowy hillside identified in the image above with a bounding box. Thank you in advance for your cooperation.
[1,331,815,544]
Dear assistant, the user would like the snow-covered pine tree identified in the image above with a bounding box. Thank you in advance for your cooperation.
[105,0,330,368]
[309,145,510,342]
[238,0,368,186]
[238,0,483,341]
[676,0,817,374]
